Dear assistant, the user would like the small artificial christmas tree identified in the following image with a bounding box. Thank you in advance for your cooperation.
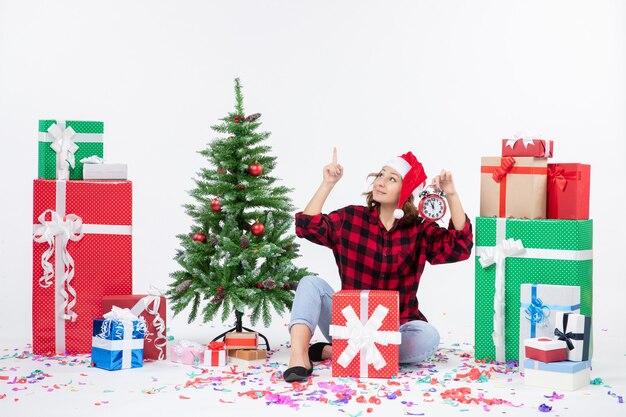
[168,78,311,336]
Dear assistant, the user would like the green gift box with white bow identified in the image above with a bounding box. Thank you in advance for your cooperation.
[474,217,593,363]
[38,120,104,180]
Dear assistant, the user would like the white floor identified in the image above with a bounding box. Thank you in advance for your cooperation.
[1,319,624,417]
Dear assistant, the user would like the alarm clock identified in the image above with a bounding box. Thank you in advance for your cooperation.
[417,187,447,221]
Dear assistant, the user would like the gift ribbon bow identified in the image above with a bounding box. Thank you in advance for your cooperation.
[554,313,585,351]
[547,166,581,193]
[98,307,146,369]
[554,328,576,351]
[208,341,225,350]
[548,166,568,191]
[524,295,550,329]
[477,238,525,363]
[329,303,401,371]
[33,209,84,321]
[48,121,79,178]
[504,133,537,149]
[491,157,516,183]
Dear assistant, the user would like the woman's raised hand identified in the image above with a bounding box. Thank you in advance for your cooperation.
[322,147,344,185]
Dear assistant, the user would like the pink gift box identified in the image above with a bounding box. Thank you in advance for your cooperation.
[168,340,204,366]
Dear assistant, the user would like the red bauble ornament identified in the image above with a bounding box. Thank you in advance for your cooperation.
[233,115,240,123]
[282,283,290,290]
[248,161,263,176]
[250,221,265,236]
[256,282,264,288]
[192,232,207,243]
[236,184,245,190]
[218,286,223,292]
[211,198,222,212]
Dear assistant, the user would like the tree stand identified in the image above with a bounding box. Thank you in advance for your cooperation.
[212,310,270,350]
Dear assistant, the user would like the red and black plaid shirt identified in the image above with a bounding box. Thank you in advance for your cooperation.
[295,205,473,324]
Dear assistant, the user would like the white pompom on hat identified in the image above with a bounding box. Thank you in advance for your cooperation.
[383,152,427,219]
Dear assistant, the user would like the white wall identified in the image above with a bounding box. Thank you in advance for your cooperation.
[1,0,624,346]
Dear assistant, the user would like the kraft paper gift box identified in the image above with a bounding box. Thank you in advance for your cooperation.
[554,312,591,362]
[480,156,547,219]
[474,217,592,363]
[501,138,554,158]
[169,340,204,365]
[83,163,128,180]
[547,163,591,220]
[228,349,267,361]
[524,338,568,363]
[204,342,228,366]
[519,284,580,368]
[224,332,258,350]
[523,359,591,391]
[91,308,145,371]
[102,294,167,360]
[32,179,132,354]
[329,290,401,378]
[38,120,104,180]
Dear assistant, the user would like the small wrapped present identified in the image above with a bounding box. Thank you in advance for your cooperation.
[102,294,167,360]
[204,341,227,367]
[224,332,258,350]
[169,340,204,365]
[329,290,401,378]
[547,163,591,220]
[554,312,591,362]
[501,136,554,158]
[83,162,128,180]
[228,349,267,361]
[32,179,132,354]
[480,156,547,218]
[524,359,590,391]
[524,337,568,363]
[91,307,145,371]
[38,120,104,180]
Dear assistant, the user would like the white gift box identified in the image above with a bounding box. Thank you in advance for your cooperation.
[204,348,227,367]
[554,312,592,361]
[523,359,590,391]
[83,163,128,180]
[519,284,580,370]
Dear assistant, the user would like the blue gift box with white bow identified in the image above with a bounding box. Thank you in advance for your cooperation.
[91,308,146,371]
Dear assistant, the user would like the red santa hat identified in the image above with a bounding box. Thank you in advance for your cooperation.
[383,151,427,219]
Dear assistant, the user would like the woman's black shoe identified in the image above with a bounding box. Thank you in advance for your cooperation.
[283,361,314,382]
[308,342,332,362]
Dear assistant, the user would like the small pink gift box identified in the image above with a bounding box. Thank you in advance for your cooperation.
[168,340,204,366]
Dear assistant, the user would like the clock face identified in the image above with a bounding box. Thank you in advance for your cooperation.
[420,195,446,220]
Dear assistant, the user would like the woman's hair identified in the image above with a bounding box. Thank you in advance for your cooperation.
[362,172,420,223]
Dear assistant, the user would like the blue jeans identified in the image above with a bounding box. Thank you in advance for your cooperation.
[289,275,440,364]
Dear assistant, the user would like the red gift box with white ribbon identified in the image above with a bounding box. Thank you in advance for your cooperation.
[102,294,167,360]
[32,179,132,354]
[329,290,401,378]
[501,137,554,158]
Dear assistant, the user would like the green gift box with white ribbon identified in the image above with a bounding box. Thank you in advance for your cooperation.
[38,120,104,180]
[474,217,592,363]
